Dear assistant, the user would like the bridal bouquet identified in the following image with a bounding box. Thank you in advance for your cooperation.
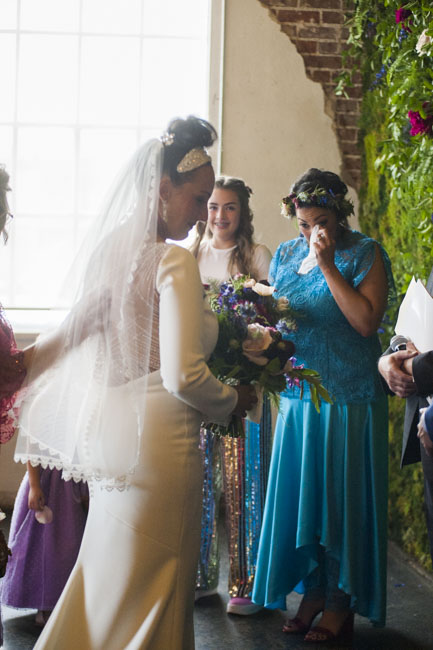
[205,275,331,437]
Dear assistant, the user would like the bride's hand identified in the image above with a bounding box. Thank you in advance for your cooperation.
[232,385,258,418]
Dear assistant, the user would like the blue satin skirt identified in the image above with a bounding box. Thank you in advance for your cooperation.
[252,396,388,626]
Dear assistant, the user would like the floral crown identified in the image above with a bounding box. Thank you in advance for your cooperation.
[280,186,354,220]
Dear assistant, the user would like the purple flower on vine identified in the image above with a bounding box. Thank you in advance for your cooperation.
[395,6,412,33]
[408,105,433,136]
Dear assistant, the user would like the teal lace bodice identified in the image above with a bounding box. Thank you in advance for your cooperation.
[270,230,395,404]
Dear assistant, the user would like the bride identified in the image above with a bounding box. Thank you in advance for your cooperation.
[14,116,256,649]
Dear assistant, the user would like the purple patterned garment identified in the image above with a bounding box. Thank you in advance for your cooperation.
[1,468,88,611]
[0,305,26,443]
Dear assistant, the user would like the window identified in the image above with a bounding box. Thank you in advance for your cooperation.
[0,0,216,323]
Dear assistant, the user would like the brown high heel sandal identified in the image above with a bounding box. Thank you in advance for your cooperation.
[304,611,354,644]
[282,606,324,634]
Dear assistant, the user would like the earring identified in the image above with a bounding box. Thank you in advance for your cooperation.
[162,200,168,223]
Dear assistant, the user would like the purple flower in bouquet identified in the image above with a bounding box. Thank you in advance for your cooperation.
[205,275,331,436]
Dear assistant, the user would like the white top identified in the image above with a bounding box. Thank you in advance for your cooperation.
[197,240,272,284]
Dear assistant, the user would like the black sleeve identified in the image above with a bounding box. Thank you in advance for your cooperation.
[412,351,433,397]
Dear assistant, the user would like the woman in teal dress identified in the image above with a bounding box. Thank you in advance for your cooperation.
[252,169,395,643]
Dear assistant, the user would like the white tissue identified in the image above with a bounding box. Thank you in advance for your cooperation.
[298,225,321,275]
[35,505,53,524]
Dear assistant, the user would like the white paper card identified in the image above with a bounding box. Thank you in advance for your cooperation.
[395,277,433,353]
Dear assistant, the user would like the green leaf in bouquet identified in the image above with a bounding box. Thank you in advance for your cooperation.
[265,357,281,374]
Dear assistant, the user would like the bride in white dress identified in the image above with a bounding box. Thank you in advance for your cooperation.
[14,117,256,649]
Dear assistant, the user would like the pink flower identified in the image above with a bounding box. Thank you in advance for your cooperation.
[242,323,273,365]
[395,6,412,32]
[408,106,433,136]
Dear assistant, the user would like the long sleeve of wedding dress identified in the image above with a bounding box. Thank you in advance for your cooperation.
[158,244,237,422]
[33,242,236,650]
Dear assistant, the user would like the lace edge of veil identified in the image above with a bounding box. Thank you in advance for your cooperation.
[14,436,135,491]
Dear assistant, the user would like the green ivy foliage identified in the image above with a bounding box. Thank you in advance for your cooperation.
[342,1,433,571]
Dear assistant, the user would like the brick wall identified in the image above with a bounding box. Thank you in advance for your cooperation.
[258,0,361,190]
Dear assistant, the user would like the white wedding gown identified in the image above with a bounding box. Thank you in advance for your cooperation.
[34,244,237,650]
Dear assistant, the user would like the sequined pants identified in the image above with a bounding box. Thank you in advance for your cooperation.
[196,398,272,598]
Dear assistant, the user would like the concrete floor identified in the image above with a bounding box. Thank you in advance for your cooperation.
[1,523,433,649]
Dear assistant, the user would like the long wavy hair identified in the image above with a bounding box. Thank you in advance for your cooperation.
[191,175,259,277]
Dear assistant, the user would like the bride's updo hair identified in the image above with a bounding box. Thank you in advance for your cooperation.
[290,168,350,227]
[161,115,217,185]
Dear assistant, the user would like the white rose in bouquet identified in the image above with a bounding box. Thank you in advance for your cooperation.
[242,323,273,365]
[252,282,275,297]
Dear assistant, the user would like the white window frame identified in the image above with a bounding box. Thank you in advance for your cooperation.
[1,0,225,338]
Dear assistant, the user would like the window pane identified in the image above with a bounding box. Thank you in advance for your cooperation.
[0,127,14,183]
[16,127,75,215]
[142,0,209,37]
[18,34,78,124]
[141,39,207,127]
[82,0,141,34]
[20,0,80,33]
[80,37,140,125]
[0,35,16,122]
[0,236,13,306]
[78,129,137,214]
[12,216,75,307]
[0,0,18,30]
[139,127,161,143]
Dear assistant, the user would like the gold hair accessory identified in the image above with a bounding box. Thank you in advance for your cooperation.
[176,147,211,174]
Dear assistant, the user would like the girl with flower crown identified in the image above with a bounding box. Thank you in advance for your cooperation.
[191,176,273,615]
[252,168,395,643]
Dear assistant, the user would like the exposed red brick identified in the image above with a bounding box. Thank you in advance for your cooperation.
[302,0,342,7]
[277,9,320,22]
[296,39,318,54]
[344,156,362,170]
[259,0,298,5]
[345,84,363,98]
[337,126,359,142]
[311,69,332,83]
[340,142,362,156]
[258,0,361,191]
[321,10,344,24]
[303,54,342,69]
[347,171,361,188]
[341,26,350,39]
[281,23,297,38]
[318,40,341,54]
[298,25,338,39]
[335,113,359,127]
[336,98,359,113]
[322,82,338,96]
